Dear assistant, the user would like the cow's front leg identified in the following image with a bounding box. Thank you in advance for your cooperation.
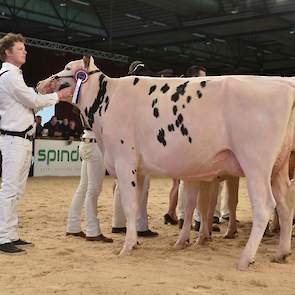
[174,180,199,249]
[116,163,140,256]
[224,177,239,239]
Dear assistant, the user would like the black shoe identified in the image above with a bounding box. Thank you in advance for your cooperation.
[66,231,86,238]
[164,214,178,225]
[178,218,184,229]
[112,227,127,234]
[0,242,26,255]
[12,239,34,248]
[86,234,113,243]
[194,221,200,232]
[137,229,159,237]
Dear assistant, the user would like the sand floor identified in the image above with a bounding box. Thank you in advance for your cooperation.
[1,176,295,295]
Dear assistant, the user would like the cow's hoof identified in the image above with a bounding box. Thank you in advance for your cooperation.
[223,231,238,239]
[237,259,255,271]
[195,236,211,246]
[173,240,189,250]
[271,252,291,264]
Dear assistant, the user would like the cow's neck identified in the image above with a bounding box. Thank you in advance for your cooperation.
[79,71,115,131]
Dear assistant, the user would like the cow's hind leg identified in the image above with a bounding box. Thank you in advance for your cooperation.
[271,160,293,263]
[224,177,239,239]
[238,174,275,270]
[174,181,199,249]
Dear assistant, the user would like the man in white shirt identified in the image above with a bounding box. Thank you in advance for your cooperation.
[0,32,73,255]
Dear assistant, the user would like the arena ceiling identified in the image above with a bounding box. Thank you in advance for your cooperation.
[1,0,295,75]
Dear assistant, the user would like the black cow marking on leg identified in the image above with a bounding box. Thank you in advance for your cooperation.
[157,128,167,146]
[121,139,124,144]
[187,96,192,103]
[200,81,207,88]
[131,181,136,187]
[149,85,157,95]
[197,90,203,98]
[188,136,192,143]
[168,124,175,132]
[180,124,188,136]
[132,170,135,175]
[173,105,178,115]
[133,78,139,85]
[161,83,170,93]
[153,108,159,118]
[152,98,158,108]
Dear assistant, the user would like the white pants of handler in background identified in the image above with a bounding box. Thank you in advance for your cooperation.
[112,176,159,237]
[66,130,112,242]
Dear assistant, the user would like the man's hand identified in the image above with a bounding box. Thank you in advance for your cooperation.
[58,87,74,102]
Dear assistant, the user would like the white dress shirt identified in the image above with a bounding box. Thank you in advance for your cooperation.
[0,62,59,132]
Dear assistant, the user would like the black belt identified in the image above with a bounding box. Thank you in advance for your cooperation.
[0,129,34,141]
[82,138,96,143]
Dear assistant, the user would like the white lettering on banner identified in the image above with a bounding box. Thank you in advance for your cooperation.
[34,139,82,176]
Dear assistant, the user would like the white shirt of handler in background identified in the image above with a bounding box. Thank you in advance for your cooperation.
[0,32,73,255]
[66,129,113,243]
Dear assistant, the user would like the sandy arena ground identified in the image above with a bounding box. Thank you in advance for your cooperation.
[1,176,295,295]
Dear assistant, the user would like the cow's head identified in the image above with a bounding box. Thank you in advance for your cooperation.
[37,56,98,97]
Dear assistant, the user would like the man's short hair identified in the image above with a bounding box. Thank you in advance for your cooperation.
[0,33,25,62]
[186,65,207,77]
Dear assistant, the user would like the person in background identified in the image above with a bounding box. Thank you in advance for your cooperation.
[0,32,73,255]
[68,120,79,139]
[44,115,62,137]
[66,128,113,243]
[35,115,43,138]
[60,117,71,139]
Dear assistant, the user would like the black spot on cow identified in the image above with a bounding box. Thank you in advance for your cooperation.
[132,170,135,174]
[152,98,158,108]
[180,124,188,136]
[132,146,135,150]
[176,81,189,95]
[153,108,159,118]
[171,92,180,103]
[197,90,203,98]
[182,104,185,109]
[161,83,170,93]
[133,77,139,85]
[173,105,178,115]
[157,128,167,146]
[149,85,157,95]
[175,119,180,128]
[121,139,124,144]
[104,101,109,112]
[177,114,183,125]
[87,74,107,127]
[187,96,192,103]
[131,181,136,187]
[168,124,175,132]
[188,136,192,143]
[200,81,207,88]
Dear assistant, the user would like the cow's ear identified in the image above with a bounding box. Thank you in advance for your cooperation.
[83,55,91,69]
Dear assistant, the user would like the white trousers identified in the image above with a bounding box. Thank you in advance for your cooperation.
[0,135,32,244]
[112,176,150,231]
[66,141,105,237]
[177,180,228,222]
